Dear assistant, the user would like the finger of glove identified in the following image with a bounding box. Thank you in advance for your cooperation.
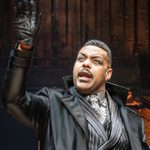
[23,0,30,15]
[30,0,41,26]
[15,2,24,18]
[30,0,37,17]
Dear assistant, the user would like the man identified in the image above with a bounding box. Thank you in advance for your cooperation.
[1,0,149,150]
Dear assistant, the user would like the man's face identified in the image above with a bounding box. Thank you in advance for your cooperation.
[73,45,112,94]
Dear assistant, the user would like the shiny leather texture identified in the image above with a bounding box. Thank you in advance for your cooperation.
[14,0,41,46]
[1,50,149,150]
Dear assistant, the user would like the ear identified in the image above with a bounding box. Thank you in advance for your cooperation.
[105,68,113,81]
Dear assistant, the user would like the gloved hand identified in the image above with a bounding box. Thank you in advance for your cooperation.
[14,0,41,47]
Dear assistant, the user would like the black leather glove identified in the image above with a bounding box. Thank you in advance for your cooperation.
[14,0,41,46]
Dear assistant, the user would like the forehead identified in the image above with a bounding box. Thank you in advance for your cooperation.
[78,45,107,57]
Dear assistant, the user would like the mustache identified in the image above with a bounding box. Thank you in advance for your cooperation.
[77,68,93,78]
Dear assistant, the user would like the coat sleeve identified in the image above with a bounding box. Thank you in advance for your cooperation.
[0,49,50,129]
[139,117,150,150]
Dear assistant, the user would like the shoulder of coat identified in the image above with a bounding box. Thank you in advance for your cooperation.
[123,106,142,118]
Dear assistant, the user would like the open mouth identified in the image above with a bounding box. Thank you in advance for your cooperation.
[78,70,92,82]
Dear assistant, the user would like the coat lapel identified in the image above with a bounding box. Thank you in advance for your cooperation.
[61,94,89,139]
[120,107,142,150]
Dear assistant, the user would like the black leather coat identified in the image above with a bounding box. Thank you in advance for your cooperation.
[1,49,149,150]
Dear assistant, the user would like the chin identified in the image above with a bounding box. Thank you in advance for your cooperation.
[74,79,93,94]
[77,89,90,94]
[76,85,92,94]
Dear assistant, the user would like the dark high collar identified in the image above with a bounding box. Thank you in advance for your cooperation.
[63,75,130,106]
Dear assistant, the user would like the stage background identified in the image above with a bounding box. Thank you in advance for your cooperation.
[0,0,150,149]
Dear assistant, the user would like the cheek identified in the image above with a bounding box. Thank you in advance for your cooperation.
[73,62,81,74]
[73,64,77,75]
[94,69,107,81]
[73,64,78,81]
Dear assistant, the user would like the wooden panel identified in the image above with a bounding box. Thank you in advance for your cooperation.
[95,0,102,40]
[81,0,87,44]
[35,0,52,67]
[86,0,96,39]
[1,0,150,59]
[55,1,67,44]
[0,0,150,89]
[110,0,125,57]
[67,0,82,58]
[100,0,111,44]
[124,0,134,56]
[71,0,82,56]
[65,0,74,59]
[0,2,150,148]
[51,0,66,58]
[0,0,15,57]
[137,0,149,54]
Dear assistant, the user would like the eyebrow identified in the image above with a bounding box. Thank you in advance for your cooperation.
[78,52,103,59]
[77,52,86,56]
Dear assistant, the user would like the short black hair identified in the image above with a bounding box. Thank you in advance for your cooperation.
[83,39,112,65]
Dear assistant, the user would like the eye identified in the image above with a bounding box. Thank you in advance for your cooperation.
[77,56,85,62]
[93,59,102,65]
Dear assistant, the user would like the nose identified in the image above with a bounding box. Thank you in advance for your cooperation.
[82,59,91,68]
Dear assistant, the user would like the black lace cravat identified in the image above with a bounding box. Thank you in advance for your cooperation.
[86,92,108,124]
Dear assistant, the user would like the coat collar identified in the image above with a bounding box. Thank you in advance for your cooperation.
[63,75,130,105]
[62,76,144,150]
[60,89,89,139]
[61,75,129,138]
[120,107,143,150]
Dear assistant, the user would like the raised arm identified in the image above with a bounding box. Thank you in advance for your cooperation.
[1,0,49,128]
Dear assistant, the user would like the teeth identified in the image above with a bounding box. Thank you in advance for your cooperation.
[79,72,91,78]
[78,70,92,78]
